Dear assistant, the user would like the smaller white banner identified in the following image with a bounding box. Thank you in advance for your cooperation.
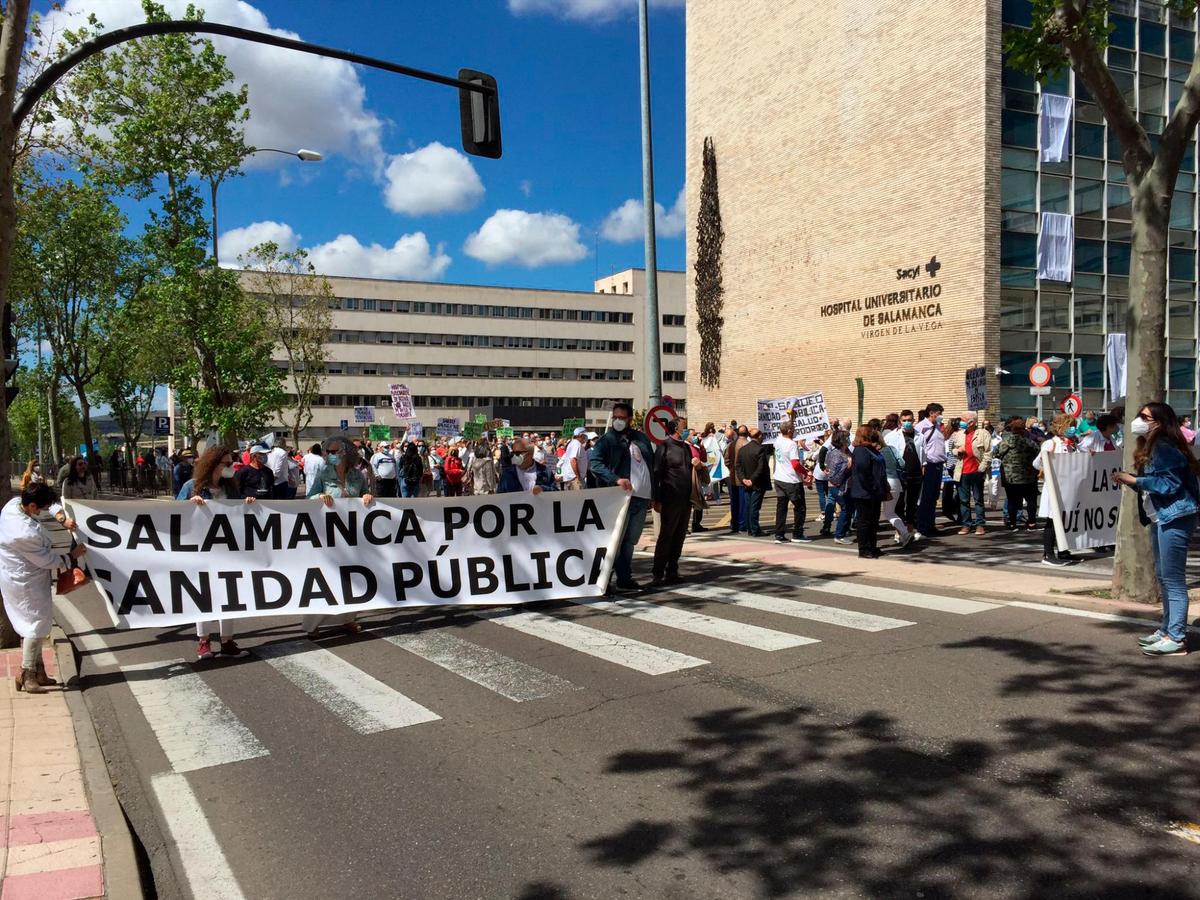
[756,392,829,443]
[353,406,375,424]
[390,383,413,419]
[1044,449,1122,552]
[964,366,988,411]
[436,417,460,437]
[1038,212,1074,282]
[1106,333,1127,404]
[407,422,424,441]
[1039,92,1073,163]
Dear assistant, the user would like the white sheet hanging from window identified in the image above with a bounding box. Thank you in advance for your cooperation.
[1038,212,1073,282]
[1106,333,1127,405]
[1040,93,1073,163]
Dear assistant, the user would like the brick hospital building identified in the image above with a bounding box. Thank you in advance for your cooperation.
[684,0,1200,424]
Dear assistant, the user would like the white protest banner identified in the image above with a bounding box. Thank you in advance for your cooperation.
[71,489,632,629]
[407,422,424,441]
[965,367,988,411]
[1044,449,1122,552]
[436,417,459,437]
[353,405,375,424]
[756,392,829,442]
[390,383,413,419]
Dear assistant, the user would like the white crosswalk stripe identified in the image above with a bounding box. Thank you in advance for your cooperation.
[570,597,817,650]
[54,596,119,668]
[668,584,914,632]
[378,626,580,702]
[121,659,268,772]
[257,640,441,734]
[741,573,1000,615]
[475,608,709,675]
[152,773,247,900]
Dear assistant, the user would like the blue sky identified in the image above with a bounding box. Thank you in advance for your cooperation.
[36,0,688,291]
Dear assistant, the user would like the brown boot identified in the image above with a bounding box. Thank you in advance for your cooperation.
[16,669,46,694]
[34,659,58,687]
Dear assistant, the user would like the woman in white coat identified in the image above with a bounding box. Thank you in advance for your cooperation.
[0,484,87,693]
[1032,413,1077,567]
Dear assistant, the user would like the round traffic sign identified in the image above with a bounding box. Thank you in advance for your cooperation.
[1029,362,1053,388]
[644,404,677,445]
[660,395,676,410]
[1061,394,1083,417]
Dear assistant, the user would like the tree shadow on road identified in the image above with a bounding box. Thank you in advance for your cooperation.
[578,635,1200,898]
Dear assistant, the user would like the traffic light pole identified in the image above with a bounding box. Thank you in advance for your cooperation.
[638,0,662,410]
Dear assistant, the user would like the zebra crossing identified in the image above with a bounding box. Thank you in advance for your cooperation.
[57,574,1005,780]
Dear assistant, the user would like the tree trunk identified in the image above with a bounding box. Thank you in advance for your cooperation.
[0,0,31,649]
[1112,180,1168,603]
[47,375,61,465]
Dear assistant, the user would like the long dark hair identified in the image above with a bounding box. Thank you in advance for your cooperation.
[1134,402,1200,474]
[191,446,235,496]
[65,456,89,485]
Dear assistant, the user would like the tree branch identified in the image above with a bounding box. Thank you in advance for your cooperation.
[1155,48,1200,185]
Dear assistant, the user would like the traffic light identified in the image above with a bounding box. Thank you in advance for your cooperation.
[3,304,16,406]
[458,69,502,159]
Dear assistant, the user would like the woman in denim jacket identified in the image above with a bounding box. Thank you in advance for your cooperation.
[1113,402,1200,656]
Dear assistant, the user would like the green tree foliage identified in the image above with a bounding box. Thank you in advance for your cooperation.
[8,364,83,467]
[239,242,333,447]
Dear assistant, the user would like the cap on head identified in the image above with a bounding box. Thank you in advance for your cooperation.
[573,426,587,437]
[250,443,270,456]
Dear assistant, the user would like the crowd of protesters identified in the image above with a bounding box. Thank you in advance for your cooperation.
[7,397,1199,669]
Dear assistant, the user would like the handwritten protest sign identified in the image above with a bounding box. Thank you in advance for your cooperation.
[756,393,829,442]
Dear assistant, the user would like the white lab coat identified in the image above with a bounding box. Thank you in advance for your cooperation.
[0,498,71,638]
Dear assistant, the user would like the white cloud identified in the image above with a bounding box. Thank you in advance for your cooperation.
[600,187,685,243]
[508,0,685,22]
[219,220,300,264]
[519,179,533,197]
[464,210,588,268]
[382,142,484,216]
[39,0,385,169]
[219,221,451,281]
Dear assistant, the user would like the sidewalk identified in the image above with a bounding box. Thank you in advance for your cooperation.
[0,642,104,900]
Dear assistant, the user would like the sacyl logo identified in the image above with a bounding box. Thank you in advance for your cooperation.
[896,255,941,280]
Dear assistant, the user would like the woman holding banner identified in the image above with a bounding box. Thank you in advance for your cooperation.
[1113,402,1200,657]
[181,446,256,660]
[1032,414,1077,567]
[305,439,375,638]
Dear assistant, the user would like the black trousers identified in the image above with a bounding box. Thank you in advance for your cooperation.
[941,481,960,524]
[375,478,398,498]
[856,498,882,556]
[1004,483,1037,527]
[1042,518,1068,559]
[774,480,807,537]
[653,498,691,579]
[900,477,921,526]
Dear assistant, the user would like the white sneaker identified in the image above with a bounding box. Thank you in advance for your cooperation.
[912,532,925,542]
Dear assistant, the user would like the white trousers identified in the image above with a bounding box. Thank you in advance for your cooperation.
[883,477,910,541]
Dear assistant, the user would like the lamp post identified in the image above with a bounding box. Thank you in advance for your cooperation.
[211,146,323,264]
[638,0,661,410]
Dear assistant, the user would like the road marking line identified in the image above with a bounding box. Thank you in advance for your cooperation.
[151,772,246,900]
[53,597,119,668]
[741,573,1000,615]
[378,627,580,702]
[669,584,914,632]
[571,597,817,651]
[475,608,708,675]
[121,660,268,773]
[1003,600,1200,634]
[256,641,440,734]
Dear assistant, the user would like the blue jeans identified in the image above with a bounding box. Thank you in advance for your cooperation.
[815,480,829,514]
[744,488,766,535]
[958,472,986,528]
[836,493,857,539]
[728,482,744,531]
[1150,513,1197,643]
[615,496,651,585]
[916,462,944,534]
[822,484,846,534]
[400,480,419,498]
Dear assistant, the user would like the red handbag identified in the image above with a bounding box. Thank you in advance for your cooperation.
[57,565,90,595]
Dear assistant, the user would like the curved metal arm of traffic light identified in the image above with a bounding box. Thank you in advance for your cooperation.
[13,19,496,130]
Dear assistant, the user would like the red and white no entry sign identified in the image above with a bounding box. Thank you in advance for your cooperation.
[1029,362,1053,388]
[644,405,677,445]
[1061,394,1083,417]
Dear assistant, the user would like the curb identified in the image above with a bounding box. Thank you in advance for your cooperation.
[53,626,145,900]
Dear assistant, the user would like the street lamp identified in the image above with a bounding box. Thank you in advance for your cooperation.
[251,147,323,162]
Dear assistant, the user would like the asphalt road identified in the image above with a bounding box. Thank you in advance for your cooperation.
[57,553,1200,899]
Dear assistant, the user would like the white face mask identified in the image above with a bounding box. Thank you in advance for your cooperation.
[221,466,236,479]
[612,419,628,432]
[1130,417,1153,436]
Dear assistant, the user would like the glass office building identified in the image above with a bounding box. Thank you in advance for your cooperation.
[1001,0,1198,418]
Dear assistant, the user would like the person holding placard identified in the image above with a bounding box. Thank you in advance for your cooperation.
[1032,414,1077,567]
[1113,402,1200,657]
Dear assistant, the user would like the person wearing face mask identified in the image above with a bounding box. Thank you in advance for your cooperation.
[724,425,750,534]
[0,484,85,693]
[235,444,276,501]
[397,441,423,497]
[1113,403,1200,656]
[897,410,925,529]
[651,418,708,585]
[589,402,656,593]
[914,402,946,539]
[1032,413,1077,566]
[947,413,992,536]
[737,428,772,537]
[176,446,256,659]
[19,459,43,491]
[996,415,1040,530]
[510,436,545,494]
